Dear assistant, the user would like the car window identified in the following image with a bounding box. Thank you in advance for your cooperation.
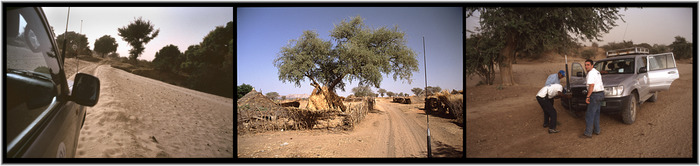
[636,56,646,72]
[595,58,634,74]
[648,54,675,71]
[5,7,61,147]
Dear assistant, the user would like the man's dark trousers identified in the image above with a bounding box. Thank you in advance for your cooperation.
[537,96,557,129]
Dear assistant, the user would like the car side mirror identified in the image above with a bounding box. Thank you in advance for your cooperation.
[71,73,100,107]
[576,72,584,77]
[638,67,647,73]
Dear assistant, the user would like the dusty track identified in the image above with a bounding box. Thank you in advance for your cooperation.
[65,58,234,158]
[466,61,693,158]
[237,98,463,158]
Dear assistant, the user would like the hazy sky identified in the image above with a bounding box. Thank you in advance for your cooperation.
[237,7,463,97]
[466,7,693,46]
[42,7,234,61]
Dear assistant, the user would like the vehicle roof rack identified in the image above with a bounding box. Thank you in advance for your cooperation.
[606,47,649,57]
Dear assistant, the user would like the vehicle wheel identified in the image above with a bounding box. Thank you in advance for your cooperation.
[647,92,657,102]
[622,93,637,124]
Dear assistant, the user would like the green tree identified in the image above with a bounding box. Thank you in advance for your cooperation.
[386,91,396,97]
[352,85,375,97]
[411,87,424,96]
[669,36,692,59]
[118,17,160,64]
[274,16,419,111]
[649,44,669,54]
[468,7,624,86]
[182,21,233,98]
[601,40,634,51]
[466,29,500,85]
[237,83,254,100]
[281,96,287,101]
[152,44,182,73]
[266,92,280,100]
[93,35,118,58]
[378,89,387,97]
[56,31,89,58]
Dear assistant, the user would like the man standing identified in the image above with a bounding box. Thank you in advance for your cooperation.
[582,59,605,138]
[544,70,566,105]
[536,83,568,134]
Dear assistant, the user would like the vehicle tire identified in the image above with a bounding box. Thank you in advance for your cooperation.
[622,93,637,124]
[647,92,658,102]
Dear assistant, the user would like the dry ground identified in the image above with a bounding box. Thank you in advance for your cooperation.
[466,58,693,158]
[237,98,463,158]
[64,58,234,158]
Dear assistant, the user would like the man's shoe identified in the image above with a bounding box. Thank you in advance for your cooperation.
[580,134,592,138]
[543,124,549,128]
[594,132,600,135]
[548,129,560,134]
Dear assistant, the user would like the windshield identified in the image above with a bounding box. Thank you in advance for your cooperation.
[594,58,635,75]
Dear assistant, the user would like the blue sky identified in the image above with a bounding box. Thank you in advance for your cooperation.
[237,7,463,97]
[467,7,693,46]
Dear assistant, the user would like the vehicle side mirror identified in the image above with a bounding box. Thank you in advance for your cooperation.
[638,67,647,73]
[71,73,100,107]
[576,72,584,77]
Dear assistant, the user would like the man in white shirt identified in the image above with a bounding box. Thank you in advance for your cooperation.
[535,83,569,134]
[582,59,605,138]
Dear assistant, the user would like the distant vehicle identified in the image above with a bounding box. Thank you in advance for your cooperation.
[562,47,679,124]
[6,7,100,158]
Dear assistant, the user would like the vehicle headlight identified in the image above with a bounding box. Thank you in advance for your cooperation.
[605,85,624,96]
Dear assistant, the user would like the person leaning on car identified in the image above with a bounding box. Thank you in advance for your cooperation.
[582,59,605,138]
[535,83,570,134]
[544,70,566,106]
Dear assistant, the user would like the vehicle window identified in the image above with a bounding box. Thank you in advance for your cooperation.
[636,56,647,72]
[648,54,676,71]
[595,58,635,74]
[5,7,61,146]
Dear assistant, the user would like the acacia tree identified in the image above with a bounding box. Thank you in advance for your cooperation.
[378,88,387,97]
[274,16,419,111]
[411,87,423,96]
[118,17,160,64]
[386,91,396,97]
[94,35,118,58]
[467,8,624,86]
[352,85,375,97]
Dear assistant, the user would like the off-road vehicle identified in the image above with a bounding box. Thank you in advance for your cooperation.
[6,6,100,158]
[562,47,679,124]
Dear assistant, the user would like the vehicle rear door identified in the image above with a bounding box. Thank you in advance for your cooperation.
[646,53,679,92]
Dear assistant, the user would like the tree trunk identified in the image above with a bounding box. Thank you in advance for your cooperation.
[499,31,517,86]
[305,75,347,112]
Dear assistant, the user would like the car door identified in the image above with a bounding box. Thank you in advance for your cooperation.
[646,53,680,92]
[5,7,85,158]
[634,56,651,99]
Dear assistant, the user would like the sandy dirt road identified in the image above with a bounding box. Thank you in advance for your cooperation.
[466,59,692,158]
[64,59,234,158]
[237,98,463,158]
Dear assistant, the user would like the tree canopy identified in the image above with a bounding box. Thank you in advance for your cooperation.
[274,16,419,93]
[118,17,160,63]
[266,92,280,100]
[237,83,254,100]
[94,35,118,58]
[152,44,182,73]
[411,87,424,96]
[352,85,375,97]
[378,88,387,97]
[56,31,89,58]
[670,36,692,59]
[467,7,624,86]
